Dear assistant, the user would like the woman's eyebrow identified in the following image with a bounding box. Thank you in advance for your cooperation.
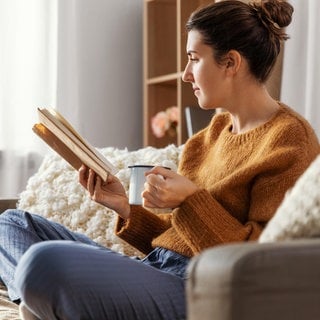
[187,50,197,55]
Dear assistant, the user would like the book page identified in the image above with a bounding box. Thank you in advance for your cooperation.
[38,108,118,174]
[54,113,115,173]
[35,108,118,179]
[48,108,88,146]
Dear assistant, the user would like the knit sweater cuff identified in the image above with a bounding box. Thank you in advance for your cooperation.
[173,189,251,251]
[115,205,171,255]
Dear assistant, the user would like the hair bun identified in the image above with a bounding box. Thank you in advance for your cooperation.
[251,0,294,39]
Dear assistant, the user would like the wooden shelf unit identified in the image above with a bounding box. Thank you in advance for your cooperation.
[143,0,213,148]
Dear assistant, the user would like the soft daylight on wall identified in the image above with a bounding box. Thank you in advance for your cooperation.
[0,0,143,197]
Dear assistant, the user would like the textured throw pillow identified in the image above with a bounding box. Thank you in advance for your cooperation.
[259,154,320,242]
[17,144,183,257]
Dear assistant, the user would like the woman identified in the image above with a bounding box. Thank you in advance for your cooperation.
[1,1,319,319]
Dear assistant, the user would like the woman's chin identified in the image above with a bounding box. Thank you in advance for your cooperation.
[198,103,217,110]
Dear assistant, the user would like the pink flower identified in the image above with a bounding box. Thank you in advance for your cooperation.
[151,111,170,138]
[151,106,178,138]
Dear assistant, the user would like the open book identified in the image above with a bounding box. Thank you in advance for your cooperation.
[32,107,118,181]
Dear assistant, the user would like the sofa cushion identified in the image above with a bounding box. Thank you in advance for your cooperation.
[17,145,182,257]
[259,154,320,242]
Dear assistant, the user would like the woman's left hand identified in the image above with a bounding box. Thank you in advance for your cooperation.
[142,166,200,209]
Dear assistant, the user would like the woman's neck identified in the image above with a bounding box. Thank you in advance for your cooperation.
[228,86,280,134]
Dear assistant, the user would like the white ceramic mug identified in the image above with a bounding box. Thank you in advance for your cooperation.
[128,165,154,205]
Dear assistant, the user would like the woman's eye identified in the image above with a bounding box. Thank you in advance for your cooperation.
[189,57,198,62]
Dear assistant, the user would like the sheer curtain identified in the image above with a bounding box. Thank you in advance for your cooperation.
[281,0,320,137]
[0,0,143,198]
[0,0,58,197]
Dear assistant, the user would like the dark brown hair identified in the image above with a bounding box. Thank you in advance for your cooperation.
[186,0,294,82]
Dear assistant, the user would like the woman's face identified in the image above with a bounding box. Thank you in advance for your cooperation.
[182,30,228,109]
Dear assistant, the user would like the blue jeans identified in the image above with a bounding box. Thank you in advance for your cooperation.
[0,210,187,319]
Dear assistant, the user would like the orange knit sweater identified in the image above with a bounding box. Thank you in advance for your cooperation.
[116,103,320,258]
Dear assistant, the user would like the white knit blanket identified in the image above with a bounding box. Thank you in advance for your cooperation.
[17,145,183,257]
[259,154,320,242]
[17,143,320,255]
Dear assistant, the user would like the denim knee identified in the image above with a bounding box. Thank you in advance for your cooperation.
[15,241,72,303]
[0,209,25,223]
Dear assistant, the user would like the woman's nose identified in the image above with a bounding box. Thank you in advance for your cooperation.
[182,64,193,83]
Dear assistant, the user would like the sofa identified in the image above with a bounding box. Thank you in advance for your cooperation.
[1,145,320,320]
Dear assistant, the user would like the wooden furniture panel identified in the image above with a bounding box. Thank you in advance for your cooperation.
[143,0,283,147]
[143,0,213,147]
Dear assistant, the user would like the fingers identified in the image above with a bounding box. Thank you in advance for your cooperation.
[145,172,166,190]
[142,173,167,208]
[142,166,173,206]
[79,165,114,193]
[143,180,156,194]
[87,169,97,196]
[78,165,88,188]
[145,166,172,179]
[142,188,163,208]
[79,166,98,198]
[91,175,102,202]
[142,197,158,208]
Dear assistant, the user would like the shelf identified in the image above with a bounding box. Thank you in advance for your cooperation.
[143,0,282,148]
[144,79,178,148]
[147,73,180,85]
[145,0,177,79]
[143,0,213,148]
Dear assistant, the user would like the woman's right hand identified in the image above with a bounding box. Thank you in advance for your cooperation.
[79,165,130,220]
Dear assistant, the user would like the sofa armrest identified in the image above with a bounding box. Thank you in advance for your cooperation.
[187,239,320,320]
[0,198,18,213]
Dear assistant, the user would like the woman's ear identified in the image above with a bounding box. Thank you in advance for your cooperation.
[224,50,242,76]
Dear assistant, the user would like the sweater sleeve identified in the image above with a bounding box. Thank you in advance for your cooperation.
[165,107,320,255]
[116,105,320,257]
[115,205,172,255]
[172,189,254,253]
[171,142,320,255]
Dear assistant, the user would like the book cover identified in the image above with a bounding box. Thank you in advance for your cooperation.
[33,108,118,181]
